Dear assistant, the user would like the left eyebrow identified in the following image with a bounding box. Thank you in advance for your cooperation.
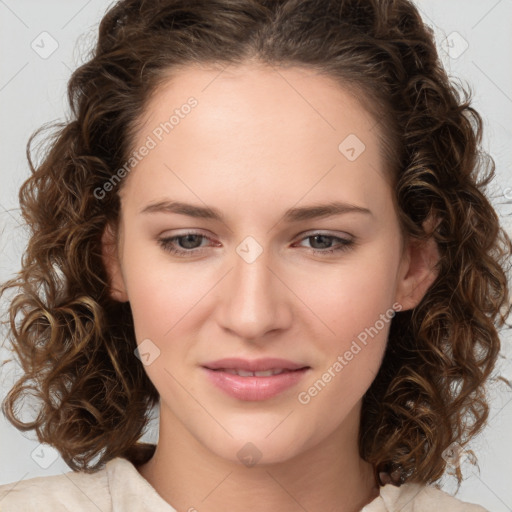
[282,201,373,222]
[139,200,373,222]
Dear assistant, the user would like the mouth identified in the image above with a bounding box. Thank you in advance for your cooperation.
[201,365,311,401]
[202,357,310,373]
[207,367,308,377]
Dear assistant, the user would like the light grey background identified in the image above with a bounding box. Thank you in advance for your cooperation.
[1,1,511,510]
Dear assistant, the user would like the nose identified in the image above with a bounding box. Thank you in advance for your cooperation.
[216,243,292,342]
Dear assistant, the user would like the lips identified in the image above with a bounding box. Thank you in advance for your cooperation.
[201,357,311,400]
[202,357,309,373]
[219,368,292,377]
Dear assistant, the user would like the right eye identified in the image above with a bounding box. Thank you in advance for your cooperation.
[158,232,215,256]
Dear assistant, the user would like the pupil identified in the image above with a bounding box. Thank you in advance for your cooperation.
[311,235,330,249]
[181,234,201,249]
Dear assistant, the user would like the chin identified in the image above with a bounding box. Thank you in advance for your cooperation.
[198,423,313,468]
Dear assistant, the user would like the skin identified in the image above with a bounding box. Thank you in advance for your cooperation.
[102,61,439,512]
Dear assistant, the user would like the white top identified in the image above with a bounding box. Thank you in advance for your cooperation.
[0,457,489,511]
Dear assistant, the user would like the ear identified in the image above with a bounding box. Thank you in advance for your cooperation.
[101,222,129,303]
[394,217,441,311]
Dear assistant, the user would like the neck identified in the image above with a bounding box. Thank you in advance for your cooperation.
[137,402,379,512]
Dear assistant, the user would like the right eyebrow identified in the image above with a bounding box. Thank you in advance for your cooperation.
[139,199,373,222]
[140,200,224,220]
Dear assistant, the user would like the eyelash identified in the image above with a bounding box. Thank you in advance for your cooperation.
[157,231,355,257]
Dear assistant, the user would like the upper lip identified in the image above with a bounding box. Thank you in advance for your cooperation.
[202,358,309,372]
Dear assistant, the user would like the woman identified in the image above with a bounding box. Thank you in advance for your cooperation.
[1,0,510,510]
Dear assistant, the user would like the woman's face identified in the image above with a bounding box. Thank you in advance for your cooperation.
[103,62,434,465]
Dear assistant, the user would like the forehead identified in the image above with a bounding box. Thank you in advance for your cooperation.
[141,62,380,151]
[123,62,390,218]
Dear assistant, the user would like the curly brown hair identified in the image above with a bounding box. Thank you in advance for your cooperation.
[1,0,511,490]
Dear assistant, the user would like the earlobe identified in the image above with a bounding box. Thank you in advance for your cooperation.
[394,219,441,311]
[101,222,129,303]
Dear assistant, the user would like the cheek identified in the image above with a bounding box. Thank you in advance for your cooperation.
[292,246,400,341]
[120,241,205,340]
[291,247,399,404]
[297,279,394,416]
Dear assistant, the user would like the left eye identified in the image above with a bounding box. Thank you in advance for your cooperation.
[158,232,354,257]
[295,233,354,254]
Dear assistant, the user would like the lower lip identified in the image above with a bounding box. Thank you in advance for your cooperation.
[202,367,310,401]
